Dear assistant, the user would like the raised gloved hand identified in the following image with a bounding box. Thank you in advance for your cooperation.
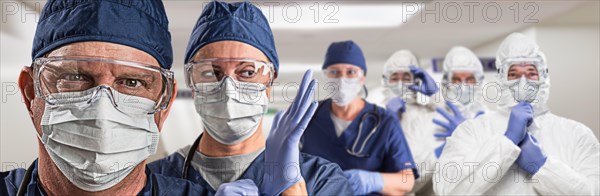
[408,65,439,96]
[263,70,318,196]
[215,179,259,196]
[343,169,384,195]
[505,102,533,144]
[434,142,446,159]
[386,97,406,117]
[433,101,466,139]
[516,132,547,175]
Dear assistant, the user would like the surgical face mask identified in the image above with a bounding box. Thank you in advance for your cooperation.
[39,86,159,192]
[326,77,362,106]
[508,75,541,103]
[194,77,268,145]
[445,83,475,105]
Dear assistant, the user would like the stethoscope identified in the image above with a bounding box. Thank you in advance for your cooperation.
[182,134,203,179]
[346,107,381,158]
[310,99,382,158]
[16,161,158,196]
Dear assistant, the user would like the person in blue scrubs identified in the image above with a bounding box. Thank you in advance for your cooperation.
[301,41,418,195]
[148,1,352,195]
[0,0,203,195]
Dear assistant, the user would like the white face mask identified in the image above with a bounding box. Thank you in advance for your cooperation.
[194,77,268,145]
[326,77,362,106]
[39,86,159,192]
[508,75,541,103]
[388,81,411,98]
[445,83,475,105]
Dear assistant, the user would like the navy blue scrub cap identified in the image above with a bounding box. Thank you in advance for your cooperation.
[323,40,367,75]
[32,0,173,69]
[185,1,279,73]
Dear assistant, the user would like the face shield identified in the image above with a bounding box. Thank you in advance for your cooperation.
[382,67,414,97]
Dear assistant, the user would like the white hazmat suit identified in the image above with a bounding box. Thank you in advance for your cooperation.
[434,33,600,195]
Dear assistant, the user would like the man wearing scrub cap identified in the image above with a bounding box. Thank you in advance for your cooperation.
[149,1,352,195]
[434,33,599,195]
[1,0,202,195]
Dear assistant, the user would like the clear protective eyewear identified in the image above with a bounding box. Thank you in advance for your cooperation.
[32,56,175,113]
[323,67,364,79]
[498,58,547,82]
[184,58,274,92]
[382,68,413,86]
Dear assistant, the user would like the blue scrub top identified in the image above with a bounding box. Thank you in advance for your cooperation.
[301,99,418,176]
[0,159,202,196]
[148,143,353,195]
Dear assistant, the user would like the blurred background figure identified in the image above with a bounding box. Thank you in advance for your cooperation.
[301,40,417,195]
[434,32,600,195]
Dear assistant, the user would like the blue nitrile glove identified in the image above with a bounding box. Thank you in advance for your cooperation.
[408,65,439,96]
[343,169,384,195]
[435,142,446,159]
[386,97,406,116]
[433,101,466,138]
[505,102,533,145]
[263,70,318,196]
[215,179,259,196]
[475,111,485,118]
[516,132,547,175]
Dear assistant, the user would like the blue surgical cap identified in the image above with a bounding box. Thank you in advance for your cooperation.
[185,1,279,73]
[323,40,367,75]
[32,0,173,69]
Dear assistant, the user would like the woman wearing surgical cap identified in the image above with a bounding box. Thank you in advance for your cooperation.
[148,1,352,195]
[434,33,599,195]
[301,40,418,195]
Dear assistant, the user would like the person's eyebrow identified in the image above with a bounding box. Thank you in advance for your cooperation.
[119,73,156,83]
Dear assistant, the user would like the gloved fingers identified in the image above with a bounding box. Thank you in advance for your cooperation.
[234,179,259,190]
[409,65,422,76]
[434,132,451,138]
[291,79,317,125]
[432,118,451,130]
[475,111,485,118]
[289,101,318,143]
[290,70,313,116]
[435,107,453,122]
[445,101,463,118]
[269,111,284,138]
[408,84,421,93]
[216,179,259,196]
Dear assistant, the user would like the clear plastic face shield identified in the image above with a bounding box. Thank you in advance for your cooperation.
[33,56,175,114]
[499,59,547,102]
[184,58,274,94]
[442,69,480,105]
[382,67,414,97]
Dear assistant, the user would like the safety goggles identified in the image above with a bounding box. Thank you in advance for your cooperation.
[498,57,548,82]
[33,56,175,113]
[184,58,274,92]
[382,68,413,86]
[323,67,364,79]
